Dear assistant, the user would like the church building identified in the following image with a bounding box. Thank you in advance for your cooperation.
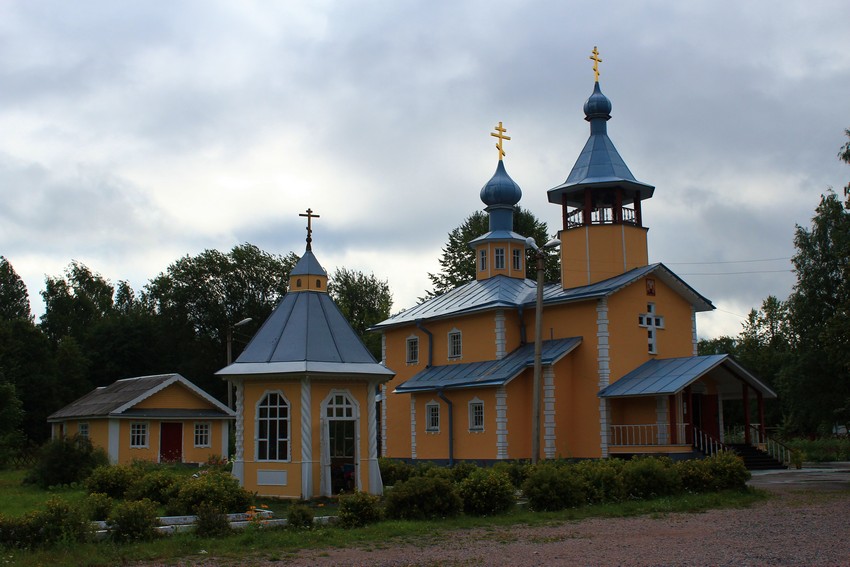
[217,211,394,498]
[372,50,775,464]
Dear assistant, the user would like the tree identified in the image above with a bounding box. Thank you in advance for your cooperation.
[0,380,25,465]
[840,128,850,197]
[0,256,31,322]
[426,208,560,298]
[328,268,393,360]
[40,262,115,345]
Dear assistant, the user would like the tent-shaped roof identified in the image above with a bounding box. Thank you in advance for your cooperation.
[47,373,234,421]
[371,263,713,331]
[395,337,582,393]
[217,290,394,378]
[598,355,777,399]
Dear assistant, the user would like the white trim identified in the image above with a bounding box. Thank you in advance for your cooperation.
[425,399,440,432]
[406,334,420,365]
[108,419,120,463]
[494,246,505,270]
[233,378,245,484]
[543,366,556,459]
[300,377,313,499]
[367,381,382,495]
[381,333,387,364]
[494,310,506,360]
[130,421,149,448]
[319,389,361,497]
[496,386,508,459]
[468,397,484,432]
[597,298,610,457]
[112,374,234,416]
[410,394,417,460]
[380,384,388,457]
[193,422,212,448]
[255,389,292,462]
[691,307,698,356]
[447,328,462,361]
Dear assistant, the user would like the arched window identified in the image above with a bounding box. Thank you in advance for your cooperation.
[257,392,290,461]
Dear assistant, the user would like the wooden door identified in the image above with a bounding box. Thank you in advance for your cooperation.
[159,422,183,463]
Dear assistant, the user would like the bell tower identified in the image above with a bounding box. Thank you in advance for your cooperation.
[548,47,655,288]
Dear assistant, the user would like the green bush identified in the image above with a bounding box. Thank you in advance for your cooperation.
[786,437,850,462]
[107,499,159,542]
[0,498,91,549]
[23,435,109,489]
[521,464,587,511]
[492,460,533,489]
[573,459,626,503]
[0,514,31,548]
[621,456,681,499]
[378,458,415,486]
[449,461,480,483]
[337,491,382,528]
[458,468,515,516]
[194,501,231,538]
[705,451,750,490]
[417,461,454,482]
[385,476,462,520]
[126,468,182,504]
[287,503,315,530]
[85,464,137,498]
[169,470,252,515]
[675,458,714,493]
[84,492,114,521]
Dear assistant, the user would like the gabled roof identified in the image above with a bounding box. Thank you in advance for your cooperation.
[371,263,713,331]
[598,355,777,399]
[394,337,582,393]
[217,290,394,378]
[47,373,234,421]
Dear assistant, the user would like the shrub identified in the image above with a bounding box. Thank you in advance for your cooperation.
[337,491,382,528]
[0,514,32,548]
[378,458,415,486]
[521,464,587,511]
[287,503,315,530]
[573,459,626,503]
[416,461,454,482]
[107,499,159,542]
[705,451,750,491]
[28,497,91,547]
[676,458,714,493]
[621,457,681,499]
[84,492,114,521]
[23,435,108,489]
[384,476,462,520]
[449,461,479,483]
[458,468,515,516]
[194,501,231,538]
[85,464,137,498]
[492,460,533,489]
[169,470,252,515]
[126,468,182,504]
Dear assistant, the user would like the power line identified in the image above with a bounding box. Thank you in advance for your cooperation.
[679,269,793,276]
[665,257,791,265]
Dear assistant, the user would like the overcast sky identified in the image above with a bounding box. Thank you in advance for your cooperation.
[1,1,849,339]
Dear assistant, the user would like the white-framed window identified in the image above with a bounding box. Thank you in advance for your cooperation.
[130,422,148,448]
[479,249,487,271]
[638,303,665,354]
[512,248,522,271]
[406,335,419,364]
[425,401,440,432]
[448,329,462,360]
[257,392,290,461]
[495,247,505,269]
[78,422,89,439]
[194,422,211,448]
[468,398,484,431]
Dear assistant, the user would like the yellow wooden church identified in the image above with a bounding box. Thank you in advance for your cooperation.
[372,52,775,464]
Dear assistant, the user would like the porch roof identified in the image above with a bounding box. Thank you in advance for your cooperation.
[598,355,777,399]
[394,337,582,393]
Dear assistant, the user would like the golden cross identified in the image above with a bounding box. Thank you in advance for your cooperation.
[589,46,602,82]
[299,208,320,250]
[490,121,511,161]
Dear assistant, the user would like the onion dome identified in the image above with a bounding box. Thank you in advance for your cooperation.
[583,81,612,121]
[480,160,522,207]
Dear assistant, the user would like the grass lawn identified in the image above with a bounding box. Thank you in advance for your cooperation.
[0,469,88,517]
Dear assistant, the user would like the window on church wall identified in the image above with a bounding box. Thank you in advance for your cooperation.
[406,336,419,364]
[78,422,89,439]
[512,248,522,271]
[425,401,440,432]
[638,303,664,355]
[495,248,505,269]
[448,329,462,360]
[479,249,487,271]
[194,422,211,447]
[130,422,148,448]
[468,399,484,431]
[257,392,290,461]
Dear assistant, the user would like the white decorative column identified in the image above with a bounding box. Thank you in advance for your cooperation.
[597,298,611,458]
[496,386,508,459]
[410,394,417,460]
[300,376,313,499]
[108,419,120,464]
[380,384,388,457]
[494,310,507,360]
[656,396,669,445]
[367,381,382,495]
[691,307,698,356]
[233,378,245,483]
[543,367,557,459]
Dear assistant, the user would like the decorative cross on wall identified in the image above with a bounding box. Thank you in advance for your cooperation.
[638,302,665,354]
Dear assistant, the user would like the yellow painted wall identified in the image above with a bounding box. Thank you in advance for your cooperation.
[474,242,527,281]
[560,225,649,288]
[134,384,212,409]
[120,419,159,463]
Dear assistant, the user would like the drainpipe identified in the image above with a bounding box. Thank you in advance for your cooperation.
[415,319,433,368]
[517,305,527,345]
[437,388,454,466]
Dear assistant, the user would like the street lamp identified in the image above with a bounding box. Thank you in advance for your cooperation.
[227,317,253,409]
[526,236,560,464]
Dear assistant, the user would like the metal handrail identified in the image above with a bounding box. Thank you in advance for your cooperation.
[692,426,728,457]
[748,424,792,467]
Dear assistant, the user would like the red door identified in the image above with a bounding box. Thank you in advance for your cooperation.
[159,423,183,462]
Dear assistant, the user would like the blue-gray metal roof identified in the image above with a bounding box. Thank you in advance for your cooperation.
[598,355,777,398]
[395,337,582,393]
[371,263,713,331]
[290,250,327,276]
[468,229,528,247]
[218,290,394,378]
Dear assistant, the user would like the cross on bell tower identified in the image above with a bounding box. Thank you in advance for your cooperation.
[299,208,320,251]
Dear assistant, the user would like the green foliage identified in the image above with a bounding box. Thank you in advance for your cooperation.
[125,468,181,504]
[573,459,626,503]
[286,503,315,530]
[449,461,480,483]
[378,458,415,486]
[0,256,32,322]
[85,464,137,499]
[0,497,91,549]
[491,460,533,489]
[84,492,113,521]
[337,490,382,528]
[621,456,681,499]
[24,435,109,489]
[194,501,231,538]
[786,437,850,462]
[107,498,160,542]
[0,382,24,467]
[169,470,252,515]
[384,476,462,520]
[328,268,392,360]
[521,463,587,511]
[675,458,715,493]
[457,468,515,516]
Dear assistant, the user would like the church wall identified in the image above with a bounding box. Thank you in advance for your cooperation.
[505,372,532,459]
[560,225,649,288]
[134,384,212,410]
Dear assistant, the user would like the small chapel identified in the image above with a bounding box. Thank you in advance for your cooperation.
[371,49,776,464]
[217,211,394,498]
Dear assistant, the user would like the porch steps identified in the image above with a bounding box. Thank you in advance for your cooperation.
[728,443,786,470]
